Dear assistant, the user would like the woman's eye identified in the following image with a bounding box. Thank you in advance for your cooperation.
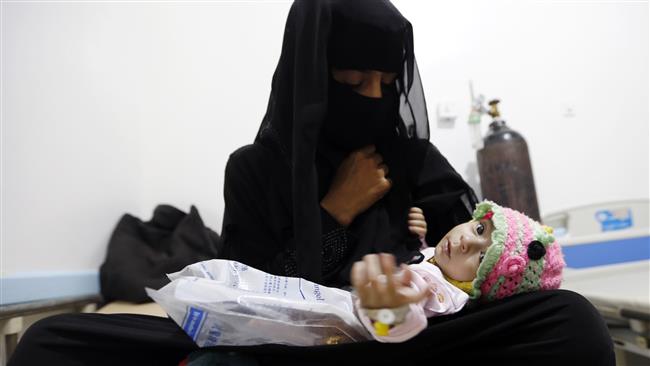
[479,252,486,263]
[476,222,485,235]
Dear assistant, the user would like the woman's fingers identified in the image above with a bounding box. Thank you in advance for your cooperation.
[384,177,393,191]
[378,163,389,177]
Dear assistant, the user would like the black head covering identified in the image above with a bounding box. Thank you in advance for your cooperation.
[255,0,473,283]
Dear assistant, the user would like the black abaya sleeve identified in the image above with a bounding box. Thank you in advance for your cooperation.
[218,144,291,274]
[218,144,352,277]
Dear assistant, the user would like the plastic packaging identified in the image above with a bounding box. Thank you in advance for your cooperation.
[146,259,371,347]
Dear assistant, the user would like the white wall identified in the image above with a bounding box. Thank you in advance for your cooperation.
[2,3,146,275]
[2,0,648,276]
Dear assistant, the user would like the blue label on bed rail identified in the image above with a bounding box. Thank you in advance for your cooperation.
[183,306,206,341]
[595,209,633,232]
[563,235,650,268]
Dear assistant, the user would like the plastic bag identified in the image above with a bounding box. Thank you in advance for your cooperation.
[146,259,372,347]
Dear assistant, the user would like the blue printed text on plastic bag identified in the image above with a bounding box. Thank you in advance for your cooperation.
[183,306,206,341]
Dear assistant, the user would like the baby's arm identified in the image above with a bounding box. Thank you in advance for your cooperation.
[351,253,432,342]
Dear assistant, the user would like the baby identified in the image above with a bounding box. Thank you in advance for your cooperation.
[352,200,565,342]
[151,200,565,347]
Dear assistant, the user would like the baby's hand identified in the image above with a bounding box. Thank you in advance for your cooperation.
[351,253,431,309]
[408,207,427,239]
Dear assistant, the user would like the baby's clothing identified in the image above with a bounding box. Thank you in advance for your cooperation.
[355,247,469,342]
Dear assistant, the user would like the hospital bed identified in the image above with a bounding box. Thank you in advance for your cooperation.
[546,200,650,365]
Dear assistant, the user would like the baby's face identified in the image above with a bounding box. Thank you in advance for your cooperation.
[434,219,495,282]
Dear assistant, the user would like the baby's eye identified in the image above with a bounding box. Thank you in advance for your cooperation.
[476,222,485,235]
[479,252,486,263]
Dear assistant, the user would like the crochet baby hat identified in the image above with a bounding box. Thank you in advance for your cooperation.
[469,200,565,301]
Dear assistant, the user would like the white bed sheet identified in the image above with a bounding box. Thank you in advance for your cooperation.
[562,260,650,317]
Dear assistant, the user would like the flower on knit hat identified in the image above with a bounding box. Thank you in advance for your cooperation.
[499,255,526,277]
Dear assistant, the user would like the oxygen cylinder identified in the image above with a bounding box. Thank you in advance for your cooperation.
[476,100,541,221]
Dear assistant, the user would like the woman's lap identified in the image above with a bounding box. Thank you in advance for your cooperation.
[8,290,614,366]
[8,313,197,366]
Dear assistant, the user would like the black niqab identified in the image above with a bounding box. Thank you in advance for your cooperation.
[321,73,399,151]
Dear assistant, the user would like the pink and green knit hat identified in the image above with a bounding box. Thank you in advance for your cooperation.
[468,200,565,301]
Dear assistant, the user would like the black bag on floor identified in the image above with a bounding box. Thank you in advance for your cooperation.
[100,205,220,303]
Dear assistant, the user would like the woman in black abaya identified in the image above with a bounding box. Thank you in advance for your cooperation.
[9,1,614,365]
[217,0,477,287]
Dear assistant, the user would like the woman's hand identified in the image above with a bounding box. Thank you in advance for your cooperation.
[320,145,391,226]
[408,207,427,239]
[351,253,431,309]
